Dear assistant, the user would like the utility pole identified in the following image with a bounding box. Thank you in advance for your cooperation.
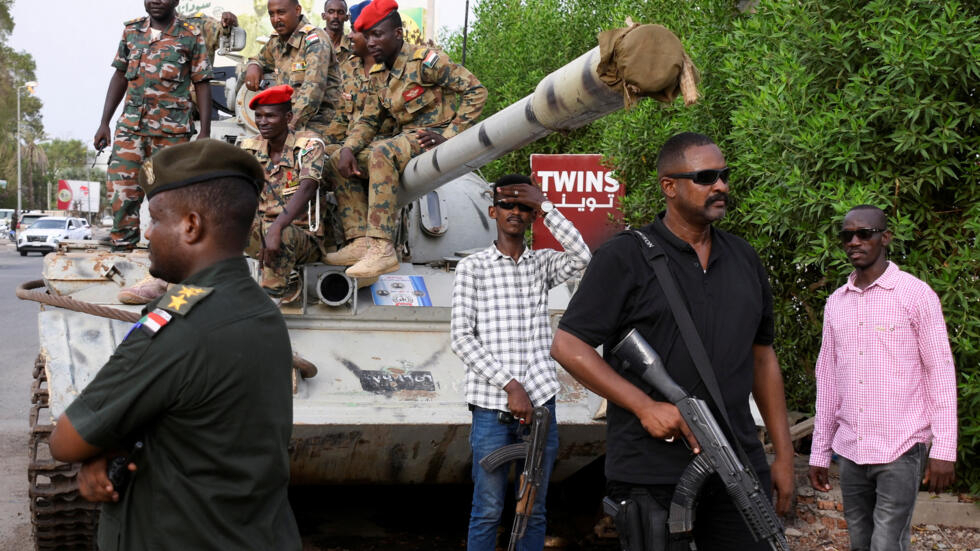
[16,81,39,219]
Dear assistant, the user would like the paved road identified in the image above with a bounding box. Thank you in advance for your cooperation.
[0,240,46,550]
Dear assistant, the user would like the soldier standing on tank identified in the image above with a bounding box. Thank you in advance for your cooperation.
[322,0,352,63]
[94,0,212,304]
[244,0,346,143]
[49,139,301,550]
[327,0,487,278]
[241,85,329,304]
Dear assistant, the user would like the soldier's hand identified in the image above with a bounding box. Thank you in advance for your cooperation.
[244,64,262,92]
[78,455,128,503]
[637,400,700,453]
[416,129,446,150]
[337,148,361,178]
[260,226,283,265]
[221,11,238,28]
[808,465,832,492]
[498,183,545,210]
[503,379,533,423]
[94,124,111,151]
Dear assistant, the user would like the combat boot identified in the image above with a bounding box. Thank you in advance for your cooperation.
[345,238,399,278]
[118,275,169,305]
[324,236,370,266]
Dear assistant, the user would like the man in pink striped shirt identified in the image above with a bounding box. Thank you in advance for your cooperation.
[809,205,957,551]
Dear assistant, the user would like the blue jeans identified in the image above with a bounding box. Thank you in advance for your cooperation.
[838,443,927,551]
[467,399,559,551]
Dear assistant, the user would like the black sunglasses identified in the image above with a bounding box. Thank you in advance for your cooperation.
[666,167,731,185]
[495,201,534,213]
[838,228,885,243]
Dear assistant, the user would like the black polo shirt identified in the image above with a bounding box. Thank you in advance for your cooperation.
[558,212,774,484]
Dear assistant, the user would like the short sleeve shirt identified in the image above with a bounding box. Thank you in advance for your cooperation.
[65,257,301,550]
[112,16,212,136]
[558,213,774,484]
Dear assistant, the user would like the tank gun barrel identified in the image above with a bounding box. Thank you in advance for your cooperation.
[397,46,623,206]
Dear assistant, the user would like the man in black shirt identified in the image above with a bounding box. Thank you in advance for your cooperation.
[552,132,794,550]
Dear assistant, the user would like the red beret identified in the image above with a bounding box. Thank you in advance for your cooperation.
[249,85,294,110]
[353,0,398,32]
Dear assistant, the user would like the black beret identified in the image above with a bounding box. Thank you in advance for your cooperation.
[139,139,264,199]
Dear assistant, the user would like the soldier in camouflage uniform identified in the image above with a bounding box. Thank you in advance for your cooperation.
[245,0,345,143]
[183,11,239,66]
[241,85,328,303]
[329,0,487,278]
[93,0,212,255]
[322,0,353,63]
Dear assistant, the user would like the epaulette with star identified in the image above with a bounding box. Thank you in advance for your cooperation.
[124,16,147,26]
[369,63,386,74]
[159,284,214,316]
[180,19,201,36]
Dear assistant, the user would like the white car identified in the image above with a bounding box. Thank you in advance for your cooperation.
[17,216,93,256]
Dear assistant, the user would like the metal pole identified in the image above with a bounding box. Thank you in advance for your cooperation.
[16,89,21,218]
[461,0,470,66]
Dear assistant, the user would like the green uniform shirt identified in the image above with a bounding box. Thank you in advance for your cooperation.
[65,257,300,551]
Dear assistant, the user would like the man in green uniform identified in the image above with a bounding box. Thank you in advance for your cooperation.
[94,0,212,303]
[329,0,487,278]
[244,0,345,142]
[49,139,301,550]
[322,0,353,63]
[241,85,328,303]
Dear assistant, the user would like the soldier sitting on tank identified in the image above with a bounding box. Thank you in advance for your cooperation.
[94,0,212,305]
[184,10,240,67]
[322,0,353,63]
[241,85,329,304]
[324,0,487,279]
[244,0,346,143]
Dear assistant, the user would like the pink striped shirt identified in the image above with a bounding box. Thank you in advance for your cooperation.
[810,262,957,468]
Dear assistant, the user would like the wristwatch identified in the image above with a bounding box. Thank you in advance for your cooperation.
[540,200,555,214]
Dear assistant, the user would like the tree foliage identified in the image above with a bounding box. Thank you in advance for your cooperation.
[0,0,45,210]
[448,0,980,492]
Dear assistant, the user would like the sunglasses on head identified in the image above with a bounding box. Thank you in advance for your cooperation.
[666,167,731,185]
[494,201,535,213]
[838,228,885,243]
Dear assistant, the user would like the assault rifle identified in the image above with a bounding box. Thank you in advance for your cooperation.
[479,406,551,551]
[612,329,789,551]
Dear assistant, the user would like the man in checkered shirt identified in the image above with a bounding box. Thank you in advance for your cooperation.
[451,173,591,551]
[809,205,957,551]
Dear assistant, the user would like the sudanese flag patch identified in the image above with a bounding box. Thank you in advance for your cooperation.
[138,309,172,338]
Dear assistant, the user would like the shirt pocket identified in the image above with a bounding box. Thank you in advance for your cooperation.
[873,319,918,373]
[156,99,193,134]
[402,85,437,115]
[124,49,143,80]
[290,61,308,85]
[157,47,189,82]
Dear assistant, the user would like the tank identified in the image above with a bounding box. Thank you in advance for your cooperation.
[19,22,697,550]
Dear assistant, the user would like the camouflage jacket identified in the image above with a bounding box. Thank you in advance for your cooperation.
[111,15,212,136]
[241,130,327,226]
[343,42,487,153]
[335,55,397,138]
[183,12,224,66]
[332,33,353,65]
[248,16,342,133]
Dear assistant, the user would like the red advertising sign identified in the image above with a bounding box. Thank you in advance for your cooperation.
[530,154,625,251]
[57,179,100,213]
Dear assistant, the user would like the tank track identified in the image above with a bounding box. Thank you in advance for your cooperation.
[28,354,99,551]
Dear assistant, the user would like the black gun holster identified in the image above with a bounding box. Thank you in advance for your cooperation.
[605,490,692,551]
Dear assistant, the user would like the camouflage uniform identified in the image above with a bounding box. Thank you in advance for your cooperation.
[337,43,487,242]
[332,33,353,65]
[183,12,224,65]
[247,16,346,143]
[322,54,396,241]
[242,130,328,295]
[107,15,211,249]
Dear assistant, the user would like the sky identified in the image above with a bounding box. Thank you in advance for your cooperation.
[9,0,472,144]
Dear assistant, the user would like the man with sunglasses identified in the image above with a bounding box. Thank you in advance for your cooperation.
[809,205,957,551]
[451,174,590,550]
[552,132,795,550]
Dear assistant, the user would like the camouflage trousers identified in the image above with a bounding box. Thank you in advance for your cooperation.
[245,217,323,295]
[107,129,190,249]
[324,131,422,242]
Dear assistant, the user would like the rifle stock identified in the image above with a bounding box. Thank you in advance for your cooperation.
[613,329,789,551]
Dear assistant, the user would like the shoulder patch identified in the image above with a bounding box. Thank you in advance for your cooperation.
[124,16,146,26]
[422,50,439,68]
[369,63,386,74]
[411,48,428,61]
[159,284,215,316]
[241,136,264,150]
[139,309,173,338]
[304,32,320,44]
[301,24,315,34]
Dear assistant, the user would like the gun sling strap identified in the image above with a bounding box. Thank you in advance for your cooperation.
[626,229,760,479]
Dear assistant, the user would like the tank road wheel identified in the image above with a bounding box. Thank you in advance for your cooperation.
[28,354,99,551]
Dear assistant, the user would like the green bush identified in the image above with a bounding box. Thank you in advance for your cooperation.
[448,0,980,493]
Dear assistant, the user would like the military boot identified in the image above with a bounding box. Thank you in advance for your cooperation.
[345,238,399,278]
[324,236,370,266]
[118,275,169,305]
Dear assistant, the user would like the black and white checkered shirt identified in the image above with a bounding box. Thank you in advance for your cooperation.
[450,209,591,410]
